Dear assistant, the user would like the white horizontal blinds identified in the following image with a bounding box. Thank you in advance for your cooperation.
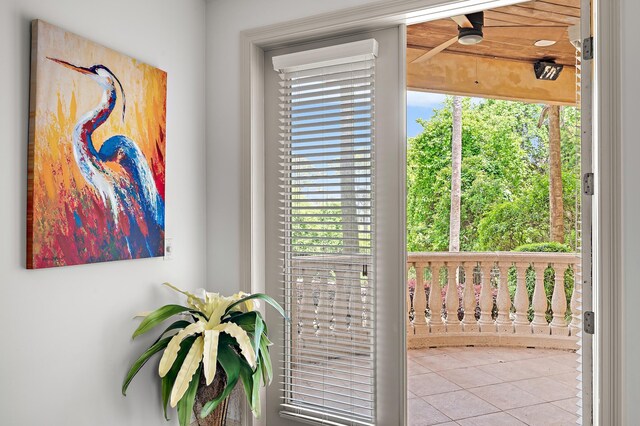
[274,39,378,426]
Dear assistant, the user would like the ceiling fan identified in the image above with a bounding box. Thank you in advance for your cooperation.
[411,11,568,64]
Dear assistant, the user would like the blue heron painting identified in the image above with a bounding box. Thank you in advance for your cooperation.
[27,20,167,268]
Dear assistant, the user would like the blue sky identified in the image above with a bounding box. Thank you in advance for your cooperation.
[406,91,446,138]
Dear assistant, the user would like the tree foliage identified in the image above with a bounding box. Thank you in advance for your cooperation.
[407,97,580,252]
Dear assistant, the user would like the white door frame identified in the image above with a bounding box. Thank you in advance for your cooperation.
[239,0,622,424]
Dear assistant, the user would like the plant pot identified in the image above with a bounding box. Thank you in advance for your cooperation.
[193,367,229,426]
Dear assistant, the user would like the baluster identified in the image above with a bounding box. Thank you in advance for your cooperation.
[496,263,513,333]
[531,263,550,334]
[333,270,348,335]
[345,275,353,335]
[429,263,445,333]
[292,269,305,356]
[462,263,479,332]
[413,264,427,334]
[478,262,495,332]
[569,262,582,335]
[349,263,364,332]
[327,274,337,337]
[550,263,570,336]
[445,262,462,332]
[513,263,532,334]
[407,263,414,335]
[311,274,321,338]
[361,271,370,329]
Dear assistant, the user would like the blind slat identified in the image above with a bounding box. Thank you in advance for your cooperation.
[280,110,372,124]
[282,363,374,380]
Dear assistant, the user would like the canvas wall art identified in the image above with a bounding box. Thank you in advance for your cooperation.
[27,20,167,269]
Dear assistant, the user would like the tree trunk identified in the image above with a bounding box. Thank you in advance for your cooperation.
[193,368,229,426]
[449,96,462,252]
[548,105,564,244]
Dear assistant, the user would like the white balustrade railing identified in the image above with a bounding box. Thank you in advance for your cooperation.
[287,251,581,353]
[407,252,581,349]
[288,255,372,358]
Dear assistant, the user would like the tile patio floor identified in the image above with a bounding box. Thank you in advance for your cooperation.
[407,346,580,426]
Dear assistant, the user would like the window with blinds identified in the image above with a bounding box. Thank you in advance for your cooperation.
[272,39,378,426]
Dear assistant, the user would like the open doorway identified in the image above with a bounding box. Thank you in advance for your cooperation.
[404,1,589,425]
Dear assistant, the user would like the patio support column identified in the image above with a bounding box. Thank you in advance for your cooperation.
[478,262,496,332]
[513,263,532,334]
[496,263,513,334]
[550,263,570,336]
[532,263,550,334]
[413,264,428,334]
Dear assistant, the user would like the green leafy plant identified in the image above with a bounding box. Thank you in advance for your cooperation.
[514,241,572,253]
[122,283,287,425]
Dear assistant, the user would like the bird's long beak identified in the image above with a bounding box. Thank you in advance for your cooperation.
[47,57,95,75]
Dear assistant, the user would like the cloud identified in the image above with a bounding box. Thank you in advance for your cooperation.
[406,91,446,107]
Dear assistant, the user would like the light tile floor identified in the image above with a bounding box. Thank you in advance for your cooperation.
[408,346,580,426]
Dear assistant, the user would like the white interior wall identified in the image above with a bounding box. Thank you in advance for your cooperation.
[0,0,207,425]
[205,0,380,294]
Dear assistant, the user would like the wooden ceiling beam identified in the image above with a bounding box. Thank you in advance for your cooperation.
[517,2,580,18]
[537,0,580,8]
[406,42,575,67]
[487,8,579,26]
[407,47,577,106]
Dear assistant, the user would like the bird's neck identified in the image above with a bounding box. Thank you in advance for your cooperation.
[74,85,117,158]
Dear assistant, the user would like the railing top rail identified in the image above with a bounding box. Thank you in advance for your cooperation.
[407,251,580,265]
[290,251,580,266]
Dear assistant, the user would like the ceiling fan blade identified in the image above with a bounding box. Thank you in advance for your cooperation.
[410,37,459,64]
[451,15,473,28]
[483,26,567,41]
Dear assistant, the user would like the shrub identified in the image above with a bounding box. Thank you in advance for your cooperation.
[514,242,572,253]
[509,242,575,322]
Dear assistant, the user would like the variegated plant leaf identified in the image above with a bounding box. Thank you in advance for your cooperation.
[215,322,256,368]
[161,336,196,420]
[170,335,205,407]
[202,329,220,385]
[224,293,288,321]
[251,365,262,418]
[153,320,192,345]
[200,344,241,418]
[163,282,206,312]
[259,333,273,385]
[159,321,205,377]
[122,336,171,395]
[132,304,191,339]
[177,366,201,426]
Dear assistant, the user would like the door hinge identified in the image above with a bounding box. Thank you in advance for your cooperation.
[584,311,595,334]
[583,36,594,60]
[583,172,594,195]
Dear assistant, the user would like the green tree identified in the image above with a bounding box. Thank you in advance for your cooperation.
[407,97,580,252]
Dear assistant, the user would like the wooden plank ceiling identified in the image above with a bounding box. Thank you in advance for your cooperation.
[407,0,581,105]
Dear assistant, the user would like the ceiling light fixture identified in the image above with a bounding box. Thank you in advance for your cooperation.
[458,12,484,45]
[534,39,557,47]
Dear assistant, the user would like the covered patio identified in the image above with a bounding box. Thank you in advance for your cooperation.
[407,346,579,425]
[404,1,583,424]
